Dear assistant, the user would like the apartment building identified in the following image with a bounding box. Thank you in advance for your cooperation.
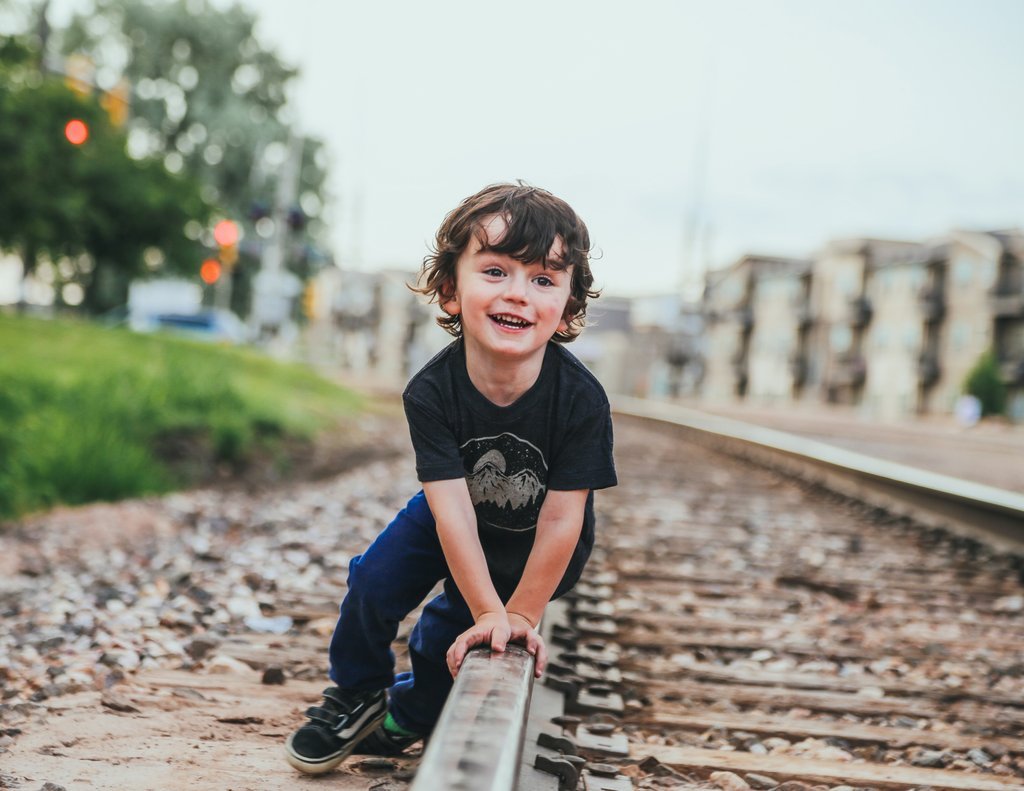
[702,255,807,403]
[570,295,634,395]
[925,231,999,414]
[861,242,944,420]
[987,230,1024,416]
[805,239,917,407]
[700,228,1024,421]
[308,227,1024,420]
[747,259,811,404]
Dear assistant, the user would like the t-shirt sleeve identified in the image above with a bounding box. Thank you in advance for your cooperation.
[547,401,617,492]
[403,391,466,482]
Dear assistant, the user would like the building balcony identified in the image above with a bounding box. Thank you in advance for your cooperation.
[789,353,808,385]
[849,296,872,328]
[918,285,945,323]
[989,288,1024,317]
[917,351,941,387]
[730,350,748,382]
[829,353,866,388]
[999,356,1024,385]
[665,336,693,368]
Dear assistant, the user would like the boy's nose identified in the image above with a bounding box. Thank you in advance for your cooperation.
[504,274,528,302]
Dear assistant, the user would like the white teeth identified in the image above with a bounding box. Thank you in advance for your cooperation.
[492,314,529,327]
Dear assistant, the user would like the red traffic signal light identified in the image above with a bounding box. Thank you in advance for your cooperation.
[213,220,239,247]
[65,119,89,145]
[200,259,222,285]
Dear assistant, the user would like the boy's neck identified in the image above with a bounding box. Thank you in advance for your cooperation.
[462,338,547,408]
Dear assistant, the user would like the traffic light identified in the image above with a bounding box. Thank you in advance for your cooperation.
[100,79,131,128]
[287,206,307,231]
[64,119,89,145]
[302,282,319,320]
[213,220,239,268]
[200,259,222,285]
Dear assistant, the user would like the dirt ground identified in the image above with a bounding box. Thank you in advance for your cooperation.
[1,661,419,791]
[3,400,1021,791]
[1,417,422,791]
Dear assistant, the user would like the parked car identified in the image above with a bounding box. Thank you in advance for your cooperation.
[140,309,250,344]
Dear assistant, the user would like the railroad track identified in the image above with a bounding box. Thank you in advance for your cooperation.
[3,402,1020,790]
[420,408,1024,791]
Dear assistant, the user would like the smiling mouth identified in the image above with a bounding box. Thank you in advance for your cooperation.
[489,313,533,330]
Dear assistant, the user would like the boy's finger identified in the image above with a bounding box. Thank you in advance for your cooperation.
[533,639,548,677]
[490,629,507,653]
[448,635,474,676]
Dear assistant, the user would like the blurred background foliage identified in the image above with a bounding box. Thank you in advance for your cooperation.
[0,0,348,521]
[0,313,364,520]
[965,351,1008,418]
[0,31,210,312]
[1,0,331,316]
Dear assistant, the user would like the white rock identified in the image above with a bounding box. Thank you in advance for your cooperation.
[244,614,293,634]
[994,595,1023,613]
[226,596,262,619]
[205,654,253,675]
[709,770,751,790]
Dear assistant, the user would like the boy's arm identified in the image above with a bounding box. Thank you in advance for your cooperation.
[421,478,510,673]
[504,488,590,677]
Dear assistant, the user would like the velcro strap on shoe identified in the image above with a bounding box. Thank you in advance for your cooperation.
[305,705,346,727]
[321,688,354,710]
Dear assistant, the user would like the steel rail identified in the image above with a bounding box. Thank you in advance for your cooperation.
[410,399,1022,790]
[613,396,1024,553]
[411,644,536,791]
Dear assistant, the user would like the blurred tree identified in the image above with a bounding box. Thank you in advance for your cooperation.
[964,350,1007,417]
[59,0,333,314]
[0,32,210,313]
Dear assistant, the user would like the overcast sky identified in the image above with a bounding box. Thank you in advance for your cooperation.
[47,0,1024,299]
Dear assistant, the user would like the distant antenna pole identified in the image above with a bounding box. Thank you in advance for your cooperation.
[35,0,52,70]
[680,56,715,302]
[351,184,364,270]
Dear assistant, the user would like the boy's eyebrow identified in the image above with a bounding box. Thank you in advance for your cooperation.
[474,251,569,271]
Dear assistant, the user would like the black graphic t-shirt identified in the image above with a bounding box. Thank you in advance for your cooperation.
[402,339,617,593]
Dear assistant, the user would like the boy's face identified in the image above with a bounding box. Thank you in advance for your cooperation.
[443,214,573,363]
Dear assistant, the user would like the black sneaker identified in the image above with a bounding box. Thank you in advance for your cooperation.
[353,719,422,756]
[284,686,387,774]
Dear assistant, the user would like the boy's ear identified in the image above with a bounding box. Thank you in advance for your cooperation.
[439,282,460,315]
[558,300,580,335]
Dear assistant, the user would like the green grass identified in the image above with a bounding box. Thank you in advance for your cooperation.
[0,313,365,519]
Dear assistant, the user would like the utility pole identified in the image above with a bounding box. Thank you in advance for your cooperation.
[250,134,304,345]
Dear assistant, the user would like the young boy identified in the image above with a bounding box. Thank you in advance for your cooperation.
[285,182,617,774]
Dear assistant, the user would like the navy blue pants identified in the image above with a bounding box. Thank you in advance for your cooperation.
[327,491,489,735]
[326,490,578,735]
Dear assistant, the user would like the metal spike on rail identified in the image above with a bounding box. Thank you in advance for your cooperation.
[410,644,535,791]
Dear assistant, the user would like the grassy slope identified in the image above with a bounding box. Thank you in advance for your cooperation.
[0,313,364,519]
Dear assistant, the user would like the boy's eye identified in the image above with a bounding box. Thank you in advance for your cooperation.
[534,275,555,287]
[483,267,505,277]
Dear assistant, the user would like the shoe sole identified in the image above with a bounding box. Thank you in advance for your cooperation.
[284,709,388,774]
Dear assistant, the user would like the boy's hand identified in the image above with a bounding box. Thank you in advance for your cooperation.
[446,611,511,677]
[507,612,547,677]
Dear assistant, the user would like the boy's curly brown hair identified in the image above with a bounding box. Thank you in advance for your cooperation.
[413,182,599,343]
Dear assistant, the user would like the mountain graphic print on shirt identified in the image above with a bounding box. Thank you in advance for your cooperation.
[461,433,546,533]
